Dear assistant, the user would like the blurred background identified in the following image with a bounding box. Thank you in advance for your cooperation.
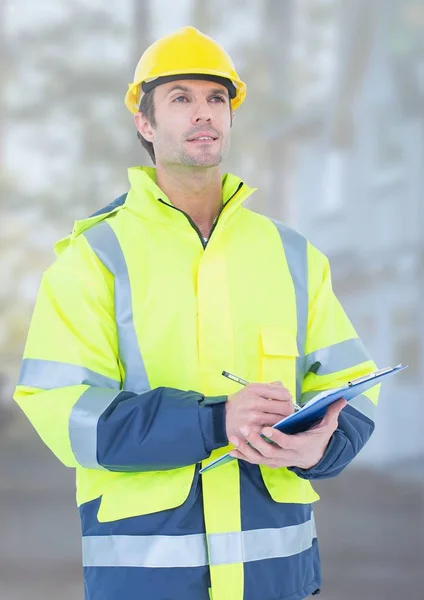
[1,0,423,598]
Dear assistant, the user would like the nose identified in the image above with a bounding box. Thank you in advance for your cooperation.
[191,99,213,124]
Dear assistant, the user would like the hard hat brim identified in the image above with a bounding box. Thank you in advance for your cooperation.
[141,73,237,99]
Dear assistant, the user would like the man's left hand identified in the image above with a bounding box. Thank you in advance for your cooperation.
[228,398,347,470]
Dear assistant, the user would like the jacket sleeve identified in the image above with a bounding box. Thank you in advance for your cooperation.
[13,234,227,472]
[289,244,379,480]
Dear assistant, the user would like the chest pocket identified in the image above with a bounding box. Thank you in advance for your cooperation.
[260,326,299,397]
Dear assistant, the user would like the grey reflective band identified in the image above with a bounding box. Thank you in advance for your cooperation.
[83,532,208,568]
[18,358,121,390]
[69,387,121,469]
[348,393,376,422]
[299,390,376,422]
[270,220,308,403]
[208,515,316,565]
[305,338,372,376]
[82,516,316,568]
[83,222,150,394]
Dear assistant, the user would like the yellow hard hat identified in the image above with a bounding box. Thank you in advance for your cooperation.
[125,26,246,114]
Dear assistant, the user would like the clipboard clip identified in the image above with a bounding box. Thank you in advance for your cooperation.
[347,364,404,387]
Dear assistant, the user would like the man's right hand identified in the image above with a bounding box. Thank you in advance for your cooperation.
[225,382,295,442]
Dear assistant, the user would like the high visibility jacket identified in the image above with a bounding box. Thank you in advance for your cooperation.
[14,166,378,600]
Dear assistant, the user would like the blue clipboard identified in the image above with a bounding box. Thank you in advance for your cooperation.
[199,364,407,474]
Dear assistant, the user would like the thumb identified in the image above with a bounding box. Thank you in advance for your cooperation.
[322,398,347,426]
[270,380,284,386]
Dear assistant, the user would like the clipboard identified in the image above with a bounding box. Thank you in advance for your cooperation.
[199,363,407,474]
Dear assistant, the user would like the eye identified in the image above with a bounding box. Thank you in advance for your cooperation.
[210,95,226,103]
[173,95,189,103]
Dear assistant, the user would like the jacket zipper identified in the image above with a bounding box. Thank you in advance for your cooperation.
[157,181,244,249]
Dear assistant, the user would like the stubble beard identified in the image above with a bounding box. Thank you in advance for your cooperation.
[179,148,222,167]
[178,137,230,168]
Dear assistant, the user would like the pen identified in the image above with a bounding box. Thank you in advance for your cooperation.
[222,370,301,411]
[222,370,249,386]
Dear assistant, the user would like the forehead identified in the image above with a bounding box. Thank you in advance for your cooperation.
[157,79,229,97]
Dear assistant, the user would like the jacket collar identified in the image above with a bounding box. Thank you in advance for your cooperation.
[55,166,256,256]
[124,166,256,228]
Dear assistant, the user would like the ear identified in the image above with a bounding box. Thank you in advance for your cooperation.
[134,112,155,142]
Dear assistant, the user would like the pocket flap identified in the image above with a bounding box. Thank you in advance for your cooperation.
[97,465,196,522]
[261,326,299,357]
[260,465,320,504]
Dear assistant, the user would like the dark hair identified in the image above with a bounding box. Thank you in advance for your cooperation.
[137,90,156,164]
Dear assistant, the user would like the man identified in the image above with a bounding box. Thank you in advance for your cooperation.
[14,26,378,600]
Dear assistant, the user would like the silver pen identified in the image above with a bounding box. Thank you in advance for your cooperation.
[222,370,300,411]
[222,370,249,386]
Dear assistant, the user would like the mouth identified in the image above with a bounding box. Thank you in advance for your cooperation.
[187,135,219,143]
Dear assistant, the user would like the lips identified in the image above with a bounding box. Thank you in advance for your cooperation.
[187,132,219,142]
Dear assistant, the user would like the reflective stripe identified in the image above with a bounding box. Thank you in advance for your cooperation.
[82,533,208,568]
[300,391,375,423]
[17,358,121,390]
[208,515,316,565]
[305,338,372,376]
[69,387,121,469]
[349,393,376,422]
[84,222,150,394]
[82,516,316,568]
[271,220,308,403]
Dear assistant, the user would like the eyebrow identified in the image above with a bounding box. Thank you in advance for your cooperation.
[166,85,229,98]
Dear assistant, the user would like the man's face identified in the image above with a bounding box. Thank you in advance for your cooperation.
[135,79,233,168]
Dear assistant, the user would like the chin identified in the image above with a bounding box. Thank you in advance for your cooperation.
[184,153,222,168]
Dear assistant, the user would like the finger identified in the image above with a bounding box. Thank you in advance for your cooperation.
[333,397,348,412]
[311,401,344,435]
[250,424,263,433]
[239,428,280,459]
[249,405,294,427]
[229,449,286,469]
[229,436,263,464]
[253,397,295,416]
[229,449,268,464]
[261,427,298,450]
[322,398,347,426]
[256,412,294,427]
[250,383,293,403]
[309,418,325,431]
[229,449,244,460]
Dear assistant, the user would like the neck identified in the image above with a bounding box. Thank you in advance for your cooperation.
[155,164,222,238]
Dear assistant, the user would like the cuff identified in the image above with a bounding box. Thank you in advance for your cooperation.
[288,430,349,480]
[198,395,228,453]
